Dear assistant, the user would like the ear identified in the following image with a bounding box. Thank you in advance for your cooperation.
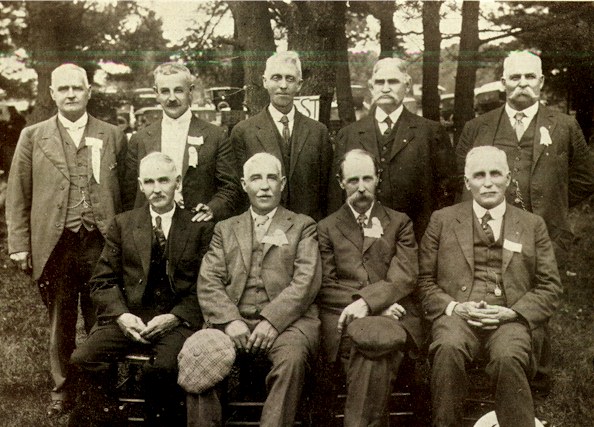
[539,75,545,89]
[137,177,144,192]
[175,175,181,190]
[240,177,248,193]
[464,176,471,191]
[49,86,56,102]
[280,176,287,192]
[337,174,345,190]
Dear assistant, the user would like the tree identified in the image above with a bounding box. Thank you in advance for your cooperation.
[422,1,442,121]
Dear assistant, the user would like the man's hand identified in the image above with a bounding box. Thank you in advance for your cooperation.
[140,314,180,341]
[117,313,150,344]
[10,251,31,271]
[191,203,214,222]
[381,302,406,320]
[337,298,370,334]
[453,301,482,321]
[246,320,279,354]
[467,303,518,330]
[225,320,251,351]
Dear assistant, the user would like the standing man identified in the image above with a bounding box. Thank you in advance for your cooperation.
[188,152,321,427]
[317,149,423,426]
[69,152,213,427]
[456,50,594,389]
[418,146,562,427]
[6,63,127,415]
[124,62,241,222]
[329,57,456,240]
[232,51,332,221]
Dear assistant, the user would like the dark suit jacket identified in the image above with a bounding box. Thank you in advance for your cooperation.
[123,115,241,221]
[317,202,423,361]
[418,202,562,331]
[6,114,127,280]
[328,108,456,240]
[198,206,321,345]
[91,205,213,329]
[456,105,594,257]
[232,108,332,221]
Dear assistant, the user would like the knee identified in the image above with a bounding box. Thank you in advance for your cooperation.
[489,351,529,372]
[273,346,309,372]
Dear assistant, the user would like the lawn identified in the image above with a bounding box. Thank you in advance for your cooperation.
[0,199,592,426]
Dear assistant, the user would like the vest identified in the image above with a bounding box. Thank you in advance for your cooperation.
[493,113,537,211]
[57,121,96,232]
[373,118,398,206]
[266,111,292,208]
[238,227,271,319]
[469,214,507,306]
[139,235,175,321]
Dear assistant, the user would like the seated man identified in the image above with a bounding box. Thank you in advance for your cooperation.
[317,149,423,426]
[69,152,213,427]
[187,152,321,427]
[418,146,562,427]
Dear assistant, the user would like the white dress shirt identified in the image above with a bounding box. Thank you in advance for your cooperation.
[250,206,278,235]
[161,109,192,177]
[505,102,539,130]
[58,112,88,148]
[375,105,403,134]
[268,105,295,138]
[149,204,176,239]
[347,201,375,227]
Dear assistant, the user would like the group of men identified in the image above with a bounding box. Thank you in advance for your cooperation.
[5,48,593,427]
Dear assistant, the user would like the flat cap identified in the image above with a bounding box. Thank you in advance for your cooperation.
[347,316,407,359]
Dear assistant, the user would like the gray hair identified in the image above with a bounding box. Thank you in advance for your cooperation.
[51,63,89,88]
[264,51,302,80]
[243,152,283,179]
[464,146,509,178]
[153,62,194,86]
[139,151,178,175]
[337,149,379,180]
[503,51,542,78]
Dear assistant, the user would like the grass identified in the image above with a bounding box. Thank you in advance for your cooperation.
[0,196,592,426]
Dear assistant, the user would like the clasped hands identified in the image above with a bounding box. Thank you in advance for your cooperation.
[337,298,406,334]
[453,301,518,330]
[225,319,279,353]
[117,313,180,344]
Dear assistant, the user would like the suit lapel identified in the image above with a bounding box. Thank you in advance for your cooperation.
[532,106,556,174]
[387,109,415,162]
[262,206,294,259]
[255,110,283,163]
[145,120,163,154]
[232,211,253,272]
[356,116,381,158]
[37,116,69,180]
[501,205,522,275]
[362,203,389,254]
[133,206,154,279]
[336,204,364,252]
[84,116,107,182]
[478,107,504,147]
[453,203,475,272]
[167,207,189,276]
[289,111,310,180]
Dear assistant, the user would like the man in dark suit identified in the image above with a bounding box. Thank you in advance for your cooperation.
[418,146,562,427]
[69,152,213,426]
[317,149,423,426]
[6,63,127,415]
[124,62,241,222]
[187,152,321,427]
[232,51,332,221]
[328,58,455,240]
[455,50,594,388]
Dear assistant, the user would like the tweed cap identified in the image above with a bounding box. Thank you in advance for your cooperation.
[473,411,544,427]
[177,328,236,394]
[346,316,407,359]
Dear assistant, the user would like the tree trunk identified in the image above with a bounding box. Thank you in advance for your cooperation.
[228,1,276,116]
[452,1,480,145]
[368,2,398,59]
[422,1,442,121]
[334,1,356,127]
[571,67,594,142]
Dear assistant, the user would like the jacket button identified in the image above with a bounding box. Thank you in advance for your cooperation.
[461,286,467,292]
[55,223,61,228]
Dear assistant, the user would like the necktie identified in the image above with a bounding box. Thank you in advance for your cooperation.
[254,215,269,243]
[513,111,526,141]
[154,216,167,252]
[280,115,290,146]
[357,213,367,230]
[383,116,393,135]
[481,211,495,243]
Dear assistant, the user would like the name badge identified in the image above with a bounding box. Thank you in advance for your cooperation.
[503,239,522,253]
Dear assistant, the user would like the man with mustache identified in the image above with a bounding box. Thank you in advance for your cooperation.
[455,50,594,390]
[328,58,456,240]
[317,149,423,426]
[232,51,332,221]
[419,146,561,427]
[124,62,241,222]
[6,63,127,416]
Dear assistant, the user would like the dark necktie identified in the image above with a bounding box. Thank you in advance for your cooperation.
[357,213,367,230]
[481,211,495,243]
[383,116,393,135]
[154,215,167,252]
[513,111,526,141]
[280,115,290,146]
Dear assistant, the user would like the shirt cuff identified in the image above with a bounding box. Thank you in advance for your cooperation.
[445,301,458,316]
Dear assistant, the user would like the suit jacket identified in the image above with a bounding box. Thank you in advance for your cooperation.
[328,108,456,240]
[456,105,594,256]
[198,206,321,343]
[418,201,562,331]
[232,108,332,221]
[6,115,127,280]
[317,202,423,361]
[90,205,213,329]
[123,115,241,221]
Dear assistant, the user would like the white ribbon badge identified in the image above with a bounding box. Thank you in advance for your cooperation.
[85,137,103,183]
